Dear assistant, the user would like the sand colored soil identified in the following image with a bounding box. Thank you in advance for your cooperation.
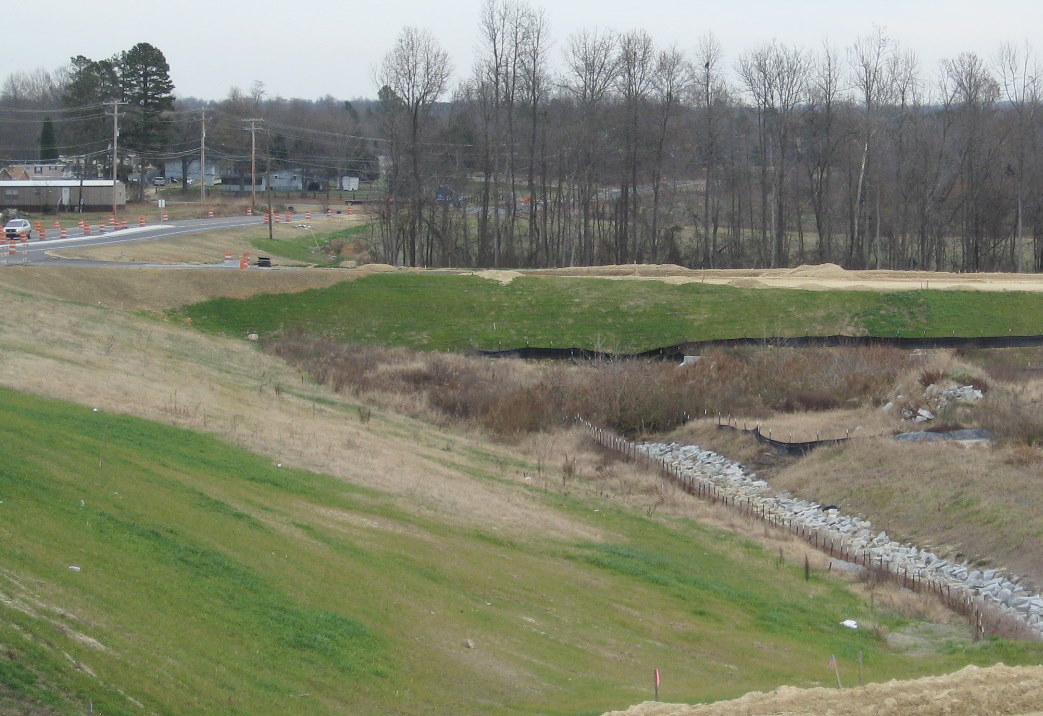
[604,664,1043,716]
[471,269,525,284]
[528,263,1043,293]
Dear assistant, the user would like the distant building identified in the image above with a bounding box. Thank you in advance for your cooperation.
[270,170,304,192]
[162,159,226,186]
[0,162,72,181]
[0,179,126,211]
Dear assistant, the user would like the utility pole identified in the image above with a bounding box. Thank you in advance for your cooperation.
[200,110,207,205]
[244,118,263,211]
[265,128,273,242]
[106,101,127,217]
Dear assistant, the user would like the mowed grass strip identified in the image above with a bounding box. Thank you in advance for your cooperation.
[179,273,1043,352]
[4,387,1043,714]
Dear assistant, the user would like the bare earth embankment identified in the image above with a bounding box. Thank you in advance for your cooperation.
[606,663,1043,715]
[526,263,1043,293]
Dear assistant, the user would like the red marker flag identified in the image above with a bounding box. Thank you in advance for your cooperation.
[829,654,842,688]
[655,667,661,687]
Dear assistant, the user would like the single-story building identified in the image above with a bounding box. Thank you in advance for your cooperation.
[0,162,72,181]
[0,180,127,211]
[162,159,227,187]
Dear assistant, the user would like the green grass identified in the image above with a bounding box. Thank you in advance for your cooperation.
[178,273,1043,352]
[250,222,376,265]
[3,386,1043,714]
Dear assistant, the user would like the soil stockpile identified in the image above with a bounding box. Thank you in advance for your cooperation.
[604,664,1043,715]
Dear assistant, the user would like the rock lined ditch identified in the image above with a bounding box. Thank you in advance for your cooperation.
[633,439,1043,639]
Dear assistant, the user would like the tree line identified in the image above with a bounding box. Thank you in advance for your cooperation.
[2,9,1043,273]
[377,4,1043,272]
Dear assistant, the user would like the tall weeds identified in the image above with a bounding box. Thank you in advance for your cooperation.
[266,333,908,441]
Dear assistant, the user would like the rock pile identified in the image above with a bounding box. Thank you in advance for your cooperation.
[927,383,984,411]
[636,440,1043,638]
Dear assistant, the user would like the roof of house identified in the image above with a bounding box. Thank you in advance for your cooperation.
[0,180,120,188]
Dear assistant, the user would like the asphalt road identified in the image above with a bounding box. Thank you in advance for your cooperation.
[0,214,286,267]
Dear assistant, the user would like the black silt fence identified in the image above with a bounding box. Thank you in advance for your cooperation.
[477,334,1043,362]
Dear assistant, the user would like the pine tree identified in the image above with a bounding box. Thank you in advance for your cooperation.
[39,116,58,161]
[62,55,120,172]
[119,43,175,156]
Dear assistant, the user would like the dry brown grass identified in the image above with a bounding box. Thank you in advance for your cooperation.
[0,284,601,542]
[0,265,363,311]
[269,336,910,440]
[606,663,1043,715]
[979,380,1043,447]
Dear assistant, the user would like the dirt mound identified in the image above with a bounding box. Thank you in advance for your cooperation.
[728,278,769,289]
[537,264,693,278]
[604,663,1043,716]
[358,263,397,273]
[472,269,524,284]
[785,263,850,279]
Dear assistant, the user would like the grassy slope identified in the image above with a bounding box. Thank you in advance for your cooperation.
[5,388,1040,715]
[179,274,1043,352]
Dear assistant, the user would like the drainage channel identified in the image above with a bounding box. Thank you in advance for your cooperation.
[580,419,1043,641]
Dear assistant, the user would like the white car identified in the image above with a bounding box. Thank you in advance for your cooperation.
[4,218,31,240]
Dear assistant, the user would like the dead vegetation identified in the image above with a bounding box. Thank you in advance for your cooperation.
[267,335,909,439]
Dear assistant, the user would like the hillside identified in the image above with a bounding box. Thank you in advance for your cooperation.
[2,269,1041,713]
[178,272,1043,353]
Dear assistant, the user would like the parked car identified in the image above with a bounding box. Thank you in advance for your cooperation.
[4,218,31,240]
[153,177,166,186]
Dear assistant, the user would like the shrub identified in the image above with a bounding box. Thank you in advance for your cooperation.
[978,387,1043,447]
[265,335,912,441]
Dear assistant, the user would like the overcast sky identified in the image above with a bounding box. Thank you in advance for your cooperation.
[9,0,1043,102]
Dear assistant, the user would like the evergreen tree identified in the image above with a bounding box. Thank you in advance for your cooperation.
[62,55,120,171]
[39,116,58,160]
[119,43,175,156]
